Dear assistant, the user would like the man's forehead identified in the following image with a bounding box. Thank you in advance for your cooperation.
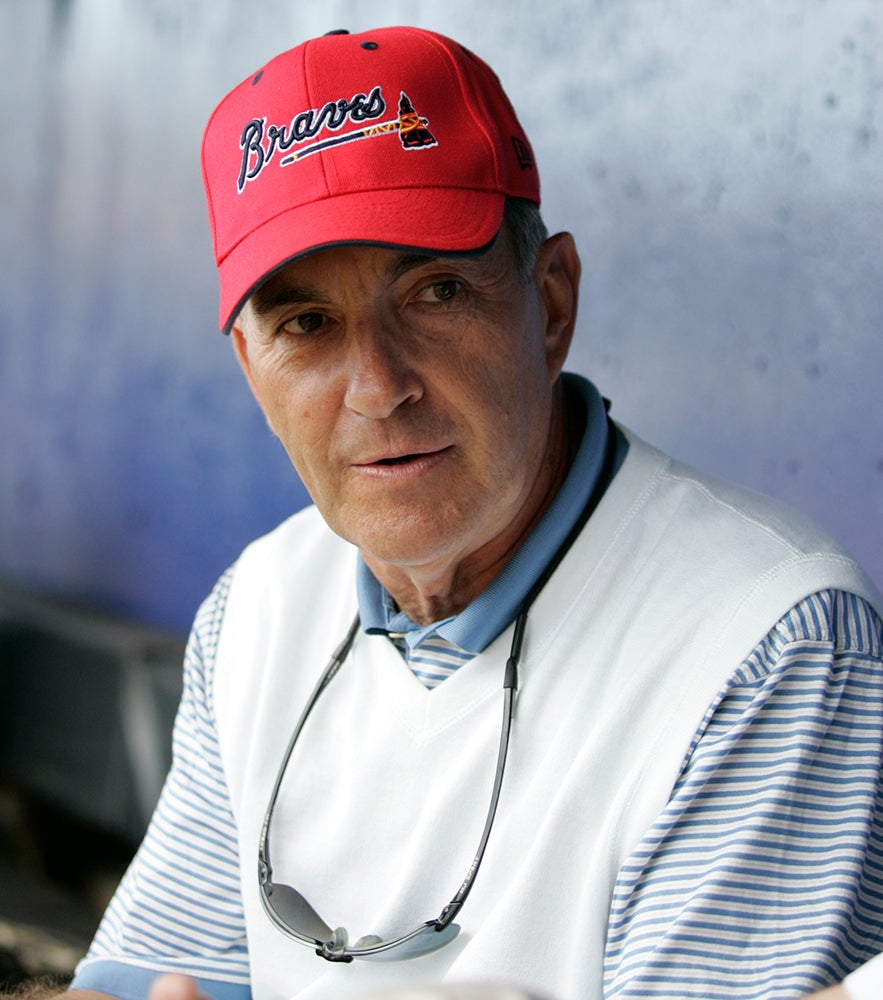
[246,237,507,315]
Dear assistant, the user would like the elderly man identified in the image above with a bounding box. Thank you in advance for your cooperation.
[61,26,882,1000]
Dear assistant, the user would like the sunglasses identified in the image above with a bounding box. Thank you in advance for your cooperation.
[257,611,523,963]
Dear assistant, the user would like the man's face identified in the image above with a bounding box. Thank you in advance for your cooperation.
[231,227,578,593]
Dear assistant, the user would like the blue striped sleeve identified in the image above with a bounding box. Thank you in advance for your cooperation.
[71,567,252,997]
[604,590,883,999]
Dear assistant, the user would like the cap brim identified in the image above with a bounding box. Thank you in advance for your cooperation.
[218,187,506,332]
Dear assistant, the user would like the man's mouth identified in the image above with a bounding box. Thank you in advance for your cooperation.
[375,453,422,466]
[354,446,451,473]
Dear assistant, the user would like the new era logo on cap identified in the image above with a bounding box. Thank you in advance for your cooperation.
[201,26,539,332]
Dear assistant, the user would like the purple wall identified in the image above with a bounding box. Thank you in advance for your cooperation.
[1,1,880,633]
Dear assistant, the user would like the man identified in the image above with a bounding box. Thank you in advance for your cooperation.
[62,25,882,1000]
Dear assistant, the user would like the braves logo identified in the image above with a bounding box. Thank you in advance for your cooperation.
[237,88,437,192]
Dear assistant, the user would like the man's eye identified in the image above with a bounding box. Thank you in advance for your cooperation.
[282,312,325,335]
[417,280,462,303]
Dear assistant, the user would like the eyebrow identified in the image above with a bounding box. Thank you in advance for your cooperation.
[385,251,440,283]
[386,249,493,283]
[248,250,470,321]
[249,282,325,320]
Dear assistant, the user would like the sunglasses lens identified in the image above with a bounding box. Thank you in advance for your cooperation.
[355,921,461,962]
[267,882,460,962]
[266,882,334,943]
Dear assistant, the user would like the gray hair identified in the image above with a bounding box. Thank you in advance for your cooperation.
[502,196,549,280]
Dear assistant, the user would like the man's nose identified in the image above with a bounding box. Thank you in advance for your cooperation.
[343,317,423,418]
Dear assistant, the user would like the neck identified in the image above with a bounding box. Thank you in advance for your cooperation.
[363,383,582,626]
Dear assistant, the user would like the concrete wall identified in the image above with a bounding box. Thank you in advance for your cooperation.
[1,0,880,632]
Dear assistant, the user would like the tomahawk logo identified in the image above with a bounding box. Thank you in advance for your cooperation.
[237,89,437,192]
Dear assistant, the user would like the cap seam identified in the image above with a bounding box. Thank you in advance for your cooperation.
[421,34,503,192]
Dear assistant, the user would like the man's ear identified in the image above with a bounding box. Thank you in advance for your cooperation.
[534,232,581,382]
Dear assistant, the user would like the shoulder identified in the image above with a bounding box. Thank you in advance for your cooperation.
[232,502,354,585]
[615,424,883,616]
[209,500,359,662]
[178,507,354,722]
[225,504,359,634]
[772,589,882,656]
[208,505,360,727]
[620,424,840,554]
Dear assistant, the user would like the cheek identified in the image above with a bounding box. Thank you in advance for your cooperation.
[251,367,335,460]
[460,330,549,427]
[281,398,334,456]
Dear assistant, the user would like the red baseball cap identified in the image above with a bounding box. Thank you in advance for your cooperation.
[201,26,540,332]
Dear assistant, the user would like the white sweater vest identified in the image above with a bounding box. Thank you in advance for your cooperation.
[213,428,880,1000]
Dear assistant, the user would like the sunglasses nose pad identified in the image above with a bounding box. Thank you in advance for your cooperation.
[329,926,350,950]
[354,934,383,948]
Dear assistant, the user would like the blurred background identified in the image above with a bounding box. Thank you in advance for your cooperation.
[0,0,881,988]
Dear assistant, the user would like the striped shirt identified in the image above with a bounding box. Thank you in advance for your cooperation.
[73,578,883,999]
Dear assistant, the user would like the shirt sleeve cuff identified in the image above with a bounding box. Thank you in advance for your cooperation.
[70,959,251,1000]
